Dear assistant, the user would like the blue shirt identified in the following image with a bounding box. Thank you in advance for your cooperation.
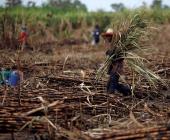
[93,28,100,38]
[9,71,20,87]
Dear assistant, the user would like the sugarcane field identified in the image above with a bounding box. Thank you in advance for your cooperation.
[0,0,170,140]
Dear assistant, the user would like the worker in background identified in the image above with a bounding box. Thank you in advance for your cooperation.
[0,68,4,86]
[1,67,11,85]
[18,26,29,51]
[92,24,100,46]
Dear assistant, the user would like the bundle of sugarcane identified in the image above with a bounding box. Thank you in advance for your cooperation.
[96,15,166,88]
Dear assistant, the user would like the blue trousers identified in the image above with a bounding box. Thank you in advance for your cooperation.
[107,72,131,96]
[93,36,100,44]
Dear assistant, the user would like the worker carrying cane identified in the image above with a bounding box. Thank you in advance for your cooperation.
[101,28,131,96]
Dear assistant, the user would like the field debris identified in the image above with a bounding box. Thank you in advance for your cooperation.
[0,47,169,139]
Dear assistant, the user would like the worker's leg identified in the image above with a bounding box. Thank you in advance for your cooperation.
[106,78,110,92]
[116,83,131,96]
[107,73,119,94]
[1,84,7,105]
[95,37,99,46]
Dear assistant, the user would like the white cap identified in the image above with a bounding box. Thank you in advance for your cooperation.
[106,28,114,34]
[101,28,114,37]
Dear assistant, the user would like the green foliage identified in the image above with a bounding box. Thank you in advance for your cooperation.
[0,6,170,40]
[111,3,125,12]
[47,0,87,12]
[151,0,162,9]
[5,0,22,7]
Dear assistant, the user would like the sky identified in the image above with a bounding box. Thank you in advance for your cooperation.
[0,0,170,11]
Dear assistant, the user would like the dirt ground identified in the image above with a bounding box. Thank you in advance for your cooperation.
[0,25,170,140]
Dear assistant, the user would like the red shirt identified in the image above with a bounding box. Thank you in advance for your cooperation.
[18,31,28,43]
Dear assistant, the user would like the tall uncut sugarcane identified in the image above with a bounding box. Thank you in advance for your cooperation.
[96,14,166,88]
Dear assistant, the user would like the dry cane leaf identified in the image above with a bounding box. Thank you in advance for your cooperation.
[130,111,144,127]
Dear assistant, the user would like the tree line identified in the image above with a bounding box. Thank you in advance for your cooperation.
[4,0,170,11]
